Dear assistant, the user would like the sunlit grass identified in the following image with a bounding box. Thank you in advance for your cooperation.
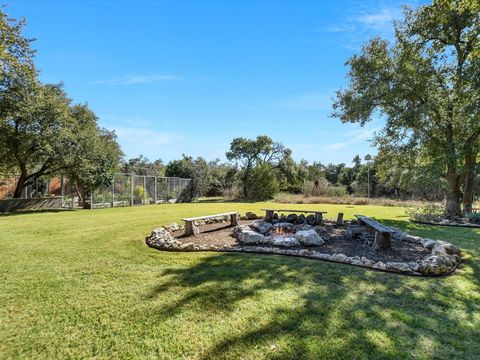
[0,202,479,359]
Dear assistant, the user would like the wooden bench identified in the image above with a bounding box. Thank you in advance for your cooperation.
[354,215,395,250]
[181,212,239,236]
[262,208,327,225]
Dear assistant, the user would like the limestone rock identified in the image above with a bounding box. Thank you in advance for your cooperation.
[272,236,300,247]
[286,214,298,223]
[146,228,181,249]
[250,220,273,234]
[238,230,265,245]
[295,229,324,246]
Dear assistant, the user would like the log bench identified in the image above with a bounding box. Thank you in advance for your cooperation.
[354,215,396,250]
[181,212,239,236]
[261,208,327,225]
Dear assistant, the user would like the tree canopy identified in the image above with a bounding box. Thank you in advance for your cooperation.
[333,0,480,217]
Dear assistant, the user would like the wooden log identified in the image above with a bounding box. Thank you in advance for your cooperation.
[185,221,200,236]
[336,212,344,225]
[230,213,238,226]
[265,209,274,222]
[314,212,323,225]
[373,232,392,250]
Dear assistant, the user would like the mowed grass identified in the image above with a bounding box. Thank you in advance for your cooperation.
[0,201,479,359]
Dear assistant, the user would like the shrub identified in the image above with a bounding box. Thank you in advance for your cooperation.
[243,163,279,201]
[133,185,145,203]
[303,180,347,197]
[465,211,480,225]
[406,203,446,222]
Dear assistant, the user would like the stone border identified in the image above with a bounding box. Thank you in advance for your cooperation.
[146,224,462,277]
[411,220,480,228]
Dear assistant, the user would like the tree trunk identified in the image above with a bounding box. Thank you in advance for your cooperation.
[445,169,462,219]
[13,173,27,198]
[462,152,476,213]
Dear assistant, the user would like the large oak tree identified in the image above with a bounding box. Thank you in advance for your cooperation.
[333,0,480,217]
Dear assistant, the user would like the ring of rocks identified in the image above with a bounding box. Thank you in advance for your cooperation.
[146,216,462,277]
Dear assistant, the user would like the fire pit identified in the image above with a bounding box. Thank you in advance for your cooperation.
[145,212,462,276]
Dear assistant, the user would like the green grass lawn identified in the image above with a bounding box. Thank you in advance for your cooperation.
[0,202,479,359]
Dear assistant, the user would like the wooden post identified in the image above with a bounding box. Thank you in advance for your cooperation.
[184,221,199,236]
[373,232,391,250]
[143,176,146,205]
[130,174,134,206]
[111,176,115,208]
[230,213,238,226]
[265,210,274,221]
[336,212,344,225]
[154,176,157,204]
[314,212,323,225]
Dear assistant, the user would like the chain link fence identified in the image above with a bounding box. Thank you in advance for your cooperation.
[1,174,192,209]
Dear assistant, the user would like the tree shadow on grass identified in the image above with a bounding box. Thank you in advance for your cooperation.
[0,208,74,217]
[147,251,479,359]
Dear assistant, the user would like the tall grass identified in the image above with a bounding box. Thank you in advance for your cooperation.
[274,193,426,207]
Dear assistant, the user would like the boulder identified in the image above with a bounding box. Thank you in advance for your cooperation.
[246,212,258,220]
[273,222,294,231]
[295,229,324,246]
[432,242,460,256]
[330,253,348,262]
[238,230,265,245]
[298,214,306,224]
[272,236,300,247]
[286,214,298,223]
[146,228,181,249]
[294,224,314,232]
[250,220,273,234]
[306,214,316,225]
[386,262,411,273]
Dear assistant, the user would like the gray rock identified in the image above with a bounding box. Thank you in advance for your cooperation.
[432,242,460,256]
[372,261,387,270]
[286,214,298,223]
[405,234,424,244]
[330,253,348,262]
[294,224,314,232]
[250,220,273,234]
[273,222,294,231]
[238,230,265,245]
[272,236,300,247]
[295,229,324,246]
[146,228,181,249]
[422,239,437,249]
[306,214,316,225]
[386,262,411,272]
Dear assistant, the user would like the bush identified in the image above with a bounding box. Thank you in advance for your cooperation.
[303,180,347,197]
[406,203,446,222]
[243,163,279,201]
[465,210,480,225]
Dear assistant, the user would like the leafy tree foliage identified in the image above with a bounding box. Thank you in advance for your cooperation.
[226,136,290,200]
[0,9,122,198]
[333,1,480,217]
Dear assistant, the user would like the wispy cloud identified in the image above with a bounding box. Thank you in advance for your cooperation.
[316,1,416,49]
[325,127,378,150]
[113,126,182,146]
[92,74,181,86]
[276,91,334,111]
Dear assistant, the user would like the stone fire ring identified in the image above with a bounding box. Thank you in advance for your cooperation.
[146,220,462,277]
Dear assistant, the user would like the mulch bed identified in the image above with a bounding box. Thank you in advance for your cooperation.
[171,221,430,263]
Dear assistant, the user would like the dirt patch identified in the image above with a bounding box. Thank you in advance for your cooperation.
[171,221,430,263]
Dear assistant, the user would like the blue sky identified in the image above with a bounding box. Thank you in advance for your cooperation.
[6,0,426,164]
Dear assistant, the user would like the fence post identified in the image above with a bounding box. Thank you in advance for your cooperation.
[111,176,115,208]
[143,176,146,205]
[154,176,157,204]
[130,174,134,206]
